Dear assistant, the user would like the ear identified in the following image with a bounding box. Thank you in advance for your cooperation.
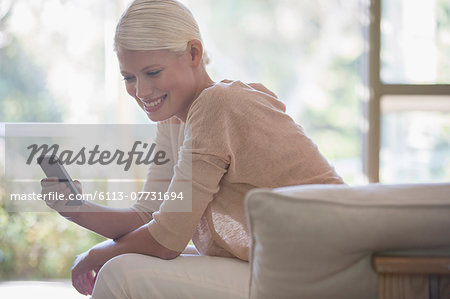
[187,39,203,68]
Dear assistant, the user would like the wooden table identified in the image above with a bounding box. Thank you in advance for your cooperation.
[373,255,450,299]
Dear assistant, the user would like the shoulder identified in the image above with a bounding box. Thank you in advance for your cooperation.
[191,80,239,108]
[186,80,285,122]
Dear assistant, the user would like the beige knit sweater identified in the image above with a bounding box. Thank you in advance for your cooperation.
[131,80,344,261]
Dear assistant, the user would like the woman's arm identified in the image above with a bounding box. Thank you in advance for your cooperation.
[41,178,148,240]
[61,201,147,240]
[93,223,179,262]
[71,223,179,295]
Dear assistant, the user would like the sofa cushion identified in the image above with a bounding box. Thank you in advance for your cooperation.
[245,183,450,299]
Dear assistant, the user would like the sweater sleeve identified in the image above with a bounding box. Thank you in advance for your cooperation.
[130,120,176,224]
[147,89,231,252]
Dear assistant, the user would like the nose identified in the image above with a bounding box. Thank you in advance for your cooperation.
[135,79,153,100]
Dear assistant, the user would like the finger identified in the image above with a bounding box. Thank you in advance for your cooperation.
[72,276,85,295]
[57,187,71,202]
[41,186,67,209]
[42,179,70,191]
[73,180,83,193]
[41,182,67,193]
[84,271,95,295]
[77,274,87,295]
[76,273,89,296]
[63,186,79,199]
[41,183,68,201]
[81,272,94,295]
[40,177,60,187]
[42,176,59,182]
[61,185,70,195]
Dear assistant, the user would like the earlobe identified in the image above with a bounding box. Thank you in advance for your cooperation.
[188,40,203,68]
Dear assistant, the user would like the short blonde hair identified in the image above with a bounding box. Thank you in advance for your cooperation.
[114,0,210,65]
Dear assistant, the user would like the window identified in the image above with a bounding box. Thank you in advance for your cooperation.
[1,0,447,280]
[381,96,450,183]
[1,0,365,184]
[364,0,450,183]
[183,0,364,184]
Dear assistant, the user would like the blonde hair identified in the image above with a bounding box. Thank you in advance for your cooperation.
[114,0,210,66]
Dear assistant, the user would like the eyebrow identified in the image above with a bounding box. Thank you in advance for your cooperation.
[120,64,163,75]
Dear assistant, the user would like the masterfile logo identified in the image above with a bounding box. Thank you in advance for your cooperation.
[4,124,192,213]
[25,141,170,171]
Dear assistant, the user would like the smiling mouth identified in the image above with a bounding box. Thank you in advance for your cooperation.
[142,95,166,113]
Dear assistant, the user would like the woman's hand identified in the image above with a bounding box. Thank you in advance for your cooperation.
[40,177,83,213]
[72,240,117,295]
[71,226,179,294]
[71,249,102,296]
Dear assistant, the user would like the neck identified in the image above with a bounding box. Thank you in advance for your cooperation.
[176,68,215,122]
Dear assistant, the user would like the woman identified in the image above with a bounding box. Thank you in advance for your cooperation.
[41,0,344,297]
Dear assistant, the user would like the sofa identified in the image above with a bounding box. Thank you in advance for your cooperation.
[244,183,450,299]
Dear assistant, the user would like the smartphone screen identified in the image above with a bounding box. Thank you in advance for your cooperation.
[37,155,83,206]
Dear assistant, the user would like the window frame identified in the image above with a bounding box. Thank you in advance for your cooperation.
[364,0,450,183]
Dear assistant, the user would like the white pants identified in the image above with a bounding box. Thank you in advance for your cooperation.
[91,253,250,299]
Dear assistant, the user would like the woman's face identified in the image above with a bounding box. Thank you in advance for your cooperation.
[117,48,198,122]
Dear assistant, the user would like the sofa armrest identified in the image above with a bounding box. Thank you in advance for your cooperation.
[373,254,450,299]
[245,183,450,299]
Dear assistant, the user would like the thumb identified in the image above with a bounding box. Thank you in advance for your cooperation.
[73,180,83,193]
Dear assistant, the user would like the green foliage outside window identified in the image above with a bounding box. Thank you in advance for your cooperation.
[0,3,105,280]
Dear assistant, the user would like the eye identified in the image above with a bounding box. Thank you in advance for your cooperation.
[146,70,161,77]
[122,76,135,82]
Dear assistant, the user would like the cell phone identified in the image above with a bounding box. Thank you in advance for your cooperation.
[37,155,83,206]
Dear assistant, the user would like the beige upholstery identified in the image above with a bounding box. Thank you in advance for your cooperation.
[245,183,450,299]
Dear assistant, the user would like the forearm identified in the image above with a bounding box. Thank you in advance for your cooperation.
[86,224,179,270]
[60,201,148,240]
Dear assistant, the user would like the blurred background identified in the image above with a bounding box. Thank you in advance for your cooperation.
[0,0,449,285]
